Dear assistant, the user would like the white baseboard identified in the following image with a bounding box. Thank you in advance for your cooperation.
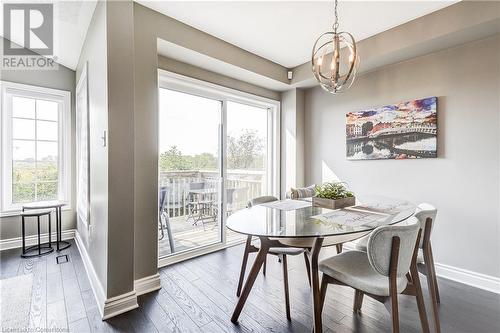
[74,231,107,318]
[344,242,499,294]
[74,231,138,320]
[102,291,138,320]
[0,229,75,251]
[434,263,500,294]
[134,273,161,296]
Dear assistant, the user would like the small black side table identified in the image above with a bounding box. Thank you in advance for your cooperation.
[21,209,54,258]
[22,201,70,251]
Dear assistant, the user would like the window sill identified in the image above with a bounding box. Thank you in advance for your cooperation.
[0,206,73,218]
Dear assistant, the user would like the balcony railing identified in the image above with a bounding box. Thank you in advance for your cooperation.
[159,170,265,218]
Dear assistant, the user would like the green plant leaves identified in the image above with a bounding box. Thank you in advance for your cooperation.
[314,182,354,200]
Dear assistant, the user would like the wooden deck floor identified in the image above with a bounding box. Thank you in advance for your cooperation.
[158,215,246,258]
[1,240,499,332]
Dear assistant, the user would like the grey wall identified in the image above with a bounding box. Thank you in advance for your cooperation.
[105,0,135,298]
[75,0,137,300]
[304,35,500,278]
[75,0,109,293]
[133,2,281,282]
[132,3,160,283]
[0,37,76,242]
[281,88,305,196]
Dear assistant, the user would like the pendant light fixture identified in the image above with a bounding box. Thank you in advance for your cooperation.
[312,0,359,94]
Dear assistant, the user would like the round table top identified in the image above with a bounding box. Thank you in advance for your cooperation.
[226,196,416,238]
[22,200,67,210]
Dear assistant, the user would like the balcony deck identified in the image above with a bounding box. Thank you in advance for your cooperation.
[158,169,264,258]
[158,214,246,258]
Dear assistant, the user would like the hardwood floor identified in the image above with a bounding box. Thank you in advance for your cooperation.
[1,240,499,332]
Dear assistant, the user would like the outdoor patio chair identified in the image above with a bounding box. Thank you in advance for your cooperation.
[186,181,206,222]
[226,187,248,215]
[186,181,219,229]
[159,186,175,253]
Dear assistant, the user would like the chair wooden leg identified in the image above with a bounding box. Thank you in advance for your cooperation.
[427,246,441,303]
[389,237,400,333]
[336,243,343,254]
[423,252,440,333]
[262,255,267,276]
[231,238,270,323]
[236,236,252,297]
[411,266,431,333]
[303,252,312,287]
[390,291,399,333]
[310,237,324,333]
[319,276,329,311]
[353,290,364,313]
[431,271,440,304]
[282,254,291,320]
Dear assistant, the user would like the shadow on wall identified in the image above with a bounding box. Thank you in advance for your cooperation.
[322,160,341,184]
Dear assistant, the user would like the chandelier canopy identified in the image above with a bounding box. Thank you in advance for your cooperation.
[311,0,359,94]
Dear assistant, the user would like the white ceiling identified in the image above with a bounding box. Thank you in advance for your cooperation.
[140,0,457,68]
[0,0,97,70]
[0,1,458,72]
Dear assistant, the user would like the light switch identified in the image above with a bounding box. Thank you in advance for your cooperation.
[101,130,107,147]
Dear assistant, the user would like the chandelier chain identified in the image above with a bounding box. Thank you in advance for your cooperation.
[332,0,339,31]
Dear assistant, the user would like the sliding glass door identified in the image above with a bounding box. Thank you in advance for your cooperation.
[158,89,223,258]
[225,101,273,241]
[158,72,279,261]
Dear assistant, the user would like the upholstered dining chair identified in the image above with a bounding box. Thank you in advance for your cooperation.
[351,203,440,332]
[318,220,430,333]
[236,195,311,320]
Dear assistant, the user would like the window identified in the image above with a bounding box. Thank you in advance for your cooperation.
[1,81,71,213]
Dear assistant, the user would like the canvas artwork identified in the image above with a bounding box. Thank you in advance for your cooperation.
[346,97,437,160]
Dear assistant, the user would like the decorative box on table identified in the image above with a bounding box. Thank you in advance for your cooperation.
[312,196,356,210]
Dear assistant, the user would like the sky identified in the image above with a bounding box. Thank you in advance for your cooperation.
[159,88,268,156]
[346,96,437,126]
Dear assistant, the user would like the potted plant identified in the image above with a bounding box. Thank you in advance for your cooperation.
[313,182,356,209]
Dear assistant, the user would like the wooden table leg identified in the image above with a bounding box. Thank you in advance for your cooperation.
[308,237,324,333]
[231,237,270,323]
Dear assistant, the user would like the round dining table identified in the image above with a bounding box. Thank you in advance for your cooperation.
[227,196,416,333]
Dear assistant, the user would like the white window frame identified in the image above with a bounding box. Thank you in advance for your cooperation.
[157,70,280,265]
[0,81,72,215]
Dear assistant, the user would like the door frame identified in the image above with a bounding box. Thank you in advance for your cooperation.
[157,70,280,267]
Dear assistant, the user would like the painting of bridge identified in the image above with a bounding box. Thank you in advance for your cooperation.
[346,96,437,160]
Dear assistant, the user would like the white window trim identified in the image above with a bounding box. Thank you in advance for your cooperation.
[0,80,72,215]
